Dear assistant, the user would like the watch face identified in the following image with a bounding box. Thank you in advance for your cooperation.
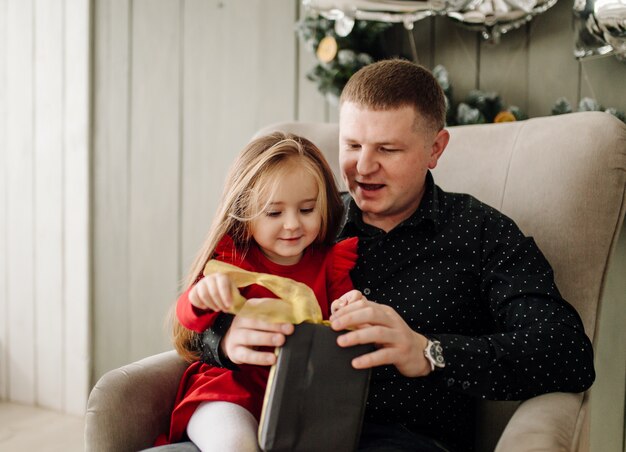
[428,341,445,368]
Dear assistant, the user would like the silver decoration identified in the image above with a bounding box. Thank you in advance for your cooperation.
[574,0,616,58]
[447,0,556,43]
[302,0,466,27]
[335,15,356,36]
[303,0,557,44]
[595,0,626,60]
[574,0,626,61]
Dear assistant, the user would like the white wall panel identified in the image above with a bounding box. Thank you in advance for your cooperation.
[63,0,90,415]
[93,0,298,381]
[92,0,131,379]
[128,0,182,359]
[0,0,8,402]
[1,0,90,414]
[181,0,230,278]
[34,0,64,411]
[6,0,36,406]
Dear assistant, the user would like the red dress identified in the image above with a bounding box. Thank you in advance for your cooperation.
[158,235,358,444]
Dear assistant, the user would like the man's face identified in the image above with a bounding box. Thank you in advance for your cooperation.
[339,102,448,232]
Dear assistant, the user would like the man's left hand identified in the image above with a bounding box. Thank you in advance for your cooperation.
[329,299,431,377]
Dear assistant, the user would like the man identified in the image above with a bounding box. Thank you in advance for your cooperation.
[161,60,595,451]
[321,59,594,450]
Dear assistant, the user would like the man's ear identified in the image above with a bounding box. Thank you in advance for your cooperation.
[427,129,450,170]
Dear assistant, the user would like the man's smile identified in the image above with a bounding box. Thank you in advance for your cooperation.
[357,182,385,191]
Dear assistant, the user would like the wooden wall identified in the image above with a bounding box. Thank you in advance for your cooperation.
[0,0,90,415]
[92,0,298,379]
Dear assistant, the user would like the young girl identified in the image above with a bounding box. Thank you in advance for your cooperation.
[157,132,360,451]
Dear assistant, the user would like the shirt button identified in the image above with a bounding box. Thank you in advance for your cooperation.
[363,288,371,296]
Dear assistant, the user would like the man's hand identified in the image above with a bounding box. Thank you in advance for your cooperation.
[329,298,431,377]
[220,298,294,366]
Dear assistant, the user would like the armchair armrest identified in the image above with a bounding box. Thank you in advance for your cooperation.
[85,350,189,452]
[495,392,587,452]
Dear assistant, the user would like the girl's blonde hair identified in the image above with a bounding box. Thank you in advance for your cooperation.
[173,132,344,362]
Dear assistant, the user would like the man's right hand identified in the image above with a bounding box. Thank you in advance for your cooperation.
[220,298,295,366]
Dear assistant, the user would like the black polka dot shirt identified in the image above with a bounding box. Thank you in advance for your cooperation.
[337,171,595,452]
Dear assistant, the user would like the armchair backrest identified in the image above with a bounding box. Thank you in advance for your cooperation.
[256,112,626,451]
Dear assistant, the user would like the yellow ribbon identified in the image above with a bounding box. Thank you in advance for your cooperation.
[203,259,324,325]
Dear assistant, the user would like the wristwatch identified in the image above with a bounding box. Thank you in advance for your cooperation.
[424,339,445,371]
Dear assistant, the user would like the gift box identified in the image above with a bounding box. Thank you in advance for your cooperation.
[258,323,372,452]
[201,260,372,451]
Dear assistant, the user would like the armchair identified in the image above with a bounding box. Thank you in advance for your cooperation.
[85,112,626,451]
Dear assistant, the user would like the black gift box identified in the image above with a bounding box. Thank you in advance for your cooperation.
[258,323,373,452]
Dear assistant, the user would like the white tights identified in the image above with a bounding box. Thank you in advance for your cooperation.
[186,401,260,452]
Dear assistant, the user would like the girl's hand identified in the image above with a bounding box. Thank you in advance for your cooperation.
[188,273,234,312]
[330,289,367,315]
[221,298,295,366]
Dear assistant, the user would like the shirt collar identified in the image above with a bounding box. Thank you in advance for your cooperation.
[342,171,441,236]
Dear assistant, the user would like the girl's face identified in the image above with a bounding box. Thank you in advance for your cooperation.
[251,166,322,265]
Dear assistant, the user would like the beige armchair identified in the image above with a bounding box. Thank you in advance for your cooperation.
[85,112,626,452]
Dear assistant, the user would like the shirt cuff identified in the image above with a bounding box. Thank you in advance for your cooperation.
[199,313,238,370]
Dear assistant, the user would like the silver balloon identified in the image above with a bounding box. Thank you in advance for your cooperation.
[302,0,557,44]
[574,0,615,58]
[446,0,557,43]
[302,0,476,28]
[595,0,626,60]
[335,15,356,36]
[574,0,626,61]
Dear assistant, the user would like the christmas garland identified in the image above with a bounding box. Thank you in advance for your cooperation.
[435,65,625,125]
[296,17,626,123]
[296,16,392,103]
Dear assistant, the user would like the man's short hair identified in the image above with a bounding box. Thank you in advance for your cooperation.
[340,59,446,132]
